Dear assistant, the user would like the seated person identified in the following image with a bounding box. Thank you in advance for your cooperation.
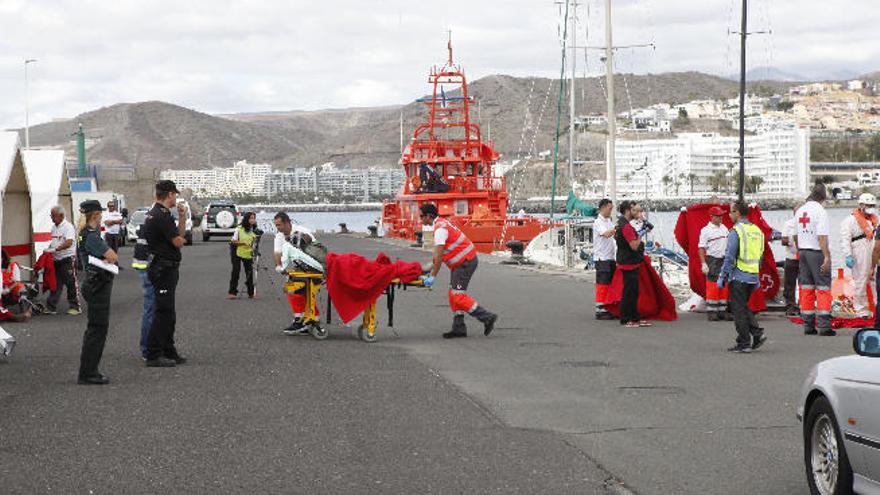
[2,250,26,306]
[418,163,449,193]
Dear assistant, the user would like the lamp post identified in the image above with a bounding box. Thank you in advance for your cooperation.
[24,58,37,150]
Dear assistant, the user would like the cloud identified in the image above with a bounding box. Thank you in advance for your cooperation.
[0,0,877,130]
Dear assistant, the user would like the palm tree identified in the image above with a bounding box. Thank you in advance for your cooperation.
[687,173,698,194]
[661,175,673,196]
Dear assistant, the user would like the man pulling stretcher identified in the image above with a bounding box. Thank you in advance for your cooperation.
[419,203,497,339]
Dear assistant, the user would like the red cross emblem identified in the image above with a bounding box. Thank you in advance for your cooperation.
[798,212,811,228]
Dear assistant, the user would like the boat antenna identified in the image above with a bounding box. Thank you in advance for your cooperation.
[447,30,453,66]
[736,0,747,202]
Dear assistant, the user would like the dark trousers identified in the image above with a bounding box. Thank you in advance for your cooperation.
[47,257,79,310]
[620,268,640,324]
[229,256,254,296]
[729,280,761,346]
[78,270,113,379]
[105,233,120,253]
[783,259,799,310]
[147,261,180,360]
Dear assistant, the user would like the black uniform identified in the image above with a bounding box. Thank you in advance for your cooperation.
[77,225,114,381]
[143,202,183,361]
[615,216,644,325]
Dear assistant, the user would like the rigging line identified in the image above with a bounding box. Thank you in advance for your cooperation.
[550,0,571,219]
[510,79,554,210]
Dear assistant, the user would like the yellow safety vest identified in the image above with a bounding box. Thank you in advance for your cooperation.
[734,223,764,274]
[236,227,256,260]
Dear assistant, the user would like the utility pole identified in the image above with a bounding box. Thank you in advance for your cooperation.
[24,59,37,150]
[737,0,747,202]
[569,0,578,189]
[605,0,616,203]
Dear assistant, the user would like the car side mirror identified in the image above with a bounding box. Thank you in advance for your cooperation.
[854,329,880,357]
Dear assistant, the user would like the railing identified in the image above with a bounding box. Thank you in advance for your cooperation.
[406,175,506,195]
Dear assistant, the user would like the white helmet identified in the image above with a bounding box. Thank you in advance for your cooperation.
[859,193,877,206]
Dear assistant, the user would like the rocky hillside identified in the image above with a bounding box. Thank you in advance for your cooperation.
[22,71,796,202]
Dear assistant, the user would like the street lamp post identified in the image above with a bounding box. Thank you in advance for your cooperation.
[24,59,37,150]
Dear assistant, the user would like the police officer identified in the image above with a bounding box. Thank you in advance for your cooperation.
[717,200,767,353]
[142,180,188,368]
[77,200,118,385]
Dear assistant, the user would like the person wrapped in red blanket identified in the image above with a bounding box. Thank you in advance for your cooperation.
[601,256,678,322]
[324,252,422,324]
[675,202,779,312]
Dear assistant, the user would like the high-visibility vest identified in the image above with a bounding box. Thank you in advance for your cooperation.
[434,218,476,269]
[236,227,256,260]
[2,262,18,286]
[734,222,764,274]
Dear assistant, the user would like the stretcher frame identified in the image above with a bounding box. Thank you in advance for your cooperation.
[285,270,427,342]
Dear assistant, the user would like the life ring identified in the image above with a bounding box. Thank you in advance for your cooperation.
[216,210,235,229]
[410,176,422,191]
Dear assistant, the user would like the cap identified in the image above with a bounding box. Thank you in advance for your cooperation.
[155,180,180,194]
[708,206,725,216]
[79,199,105,214]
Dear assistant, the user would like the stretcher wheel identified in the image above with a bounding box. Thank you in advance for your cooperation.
[309,323,328,340]
[357,325,377,343]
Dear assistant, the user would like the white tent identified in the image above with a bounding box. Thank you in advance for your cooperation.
[0,132,34,277]
[23,150,71,254]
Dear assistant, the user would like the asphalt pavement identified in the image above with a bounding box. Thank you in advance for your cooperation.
[1,232,858,494]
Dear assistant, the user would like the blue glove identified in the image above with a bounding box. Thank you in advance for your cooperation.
[846,255,855,269]
[422,275,435,287]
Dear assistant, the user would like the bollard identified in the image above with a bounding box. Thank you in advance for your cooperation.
[501,240,533,265]
[367,225,379,238]
[338,223,350,234]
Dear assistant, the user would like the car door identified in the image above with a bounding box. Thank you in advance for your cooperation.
[836,358,880,483]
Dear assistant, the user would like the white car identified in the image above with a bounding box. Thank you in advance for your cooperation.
[798,328,880,494]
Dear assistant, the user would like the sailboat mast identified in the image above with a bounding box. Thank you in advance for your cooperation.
[569,0,578,188]
[605,0,616,202]
[737,0,747,202]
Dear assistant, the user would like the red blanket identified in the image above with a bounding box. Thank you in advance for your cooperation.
[789,316,875,329]
[33,252,57,293]
[603,257,678,321]
[325,252,423,324]
[674,203,778,312]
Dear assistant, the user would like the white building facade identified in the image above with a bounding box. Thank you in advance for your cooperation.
[160,160,271,197]
[613,122,810,199]
[264,164,405,198]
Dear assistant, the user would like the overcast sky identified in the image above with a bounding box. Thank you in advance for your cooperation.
[0,0,877,131]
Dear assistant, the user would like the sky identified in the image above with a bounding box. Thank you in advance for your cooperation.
[0,0,877,131]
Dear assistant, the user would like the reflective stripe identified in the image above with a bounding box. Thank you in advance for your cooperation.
[800,309,816,315]
[444,233,466,254]
[451,289,467,294]
[467,302,479,313]
[136,238,147,245]
[800,284,815,289]
[447,244,475,266]
[816,311,832,316]
[816,286,831,291]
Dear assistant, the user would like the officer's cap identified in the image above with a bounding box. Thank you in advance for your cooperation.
[156,180,180,194]
[79,199,105,214]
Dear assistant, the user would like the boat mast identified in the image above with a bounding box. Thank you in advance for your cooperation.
[605,0,616,203]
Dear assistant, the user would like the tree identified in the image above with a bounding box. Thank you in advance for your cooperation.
[677,107,689,120]
[745,175,765,194]
[661,175,673,196]
[777,100,795,112]
[687,173,699,194]
[820,175,837,184]
[708,170,727,192]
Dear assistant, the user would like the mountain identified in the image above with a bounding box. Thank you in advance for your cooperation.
[23,71,796,203]
[723,66,808,82]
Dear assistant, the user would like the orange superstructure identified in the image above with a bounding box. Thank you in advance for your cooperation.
[381,41,547,253]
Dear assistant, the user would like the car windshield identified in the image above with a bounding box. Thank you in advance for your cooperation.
[130,211,147,224]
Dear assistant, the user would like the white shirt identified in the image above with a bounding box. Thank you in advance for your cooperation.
[698,222,729,259]
[433,225,449,246]
[794,200,829,251]
[593,214,616,261]
[782,218,798,260]
[102,211,123,235]
[273,225,316,254]
[49,220,76,260]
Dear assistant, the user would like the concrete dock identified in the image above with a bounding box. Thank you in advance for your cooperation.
[1,233,857,493]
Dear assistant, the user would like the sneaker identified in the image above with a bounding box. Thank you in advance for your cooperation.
[227,293,237,300]
[727,344,752,353]
[66,308,82,316]
[638,320,653,327]
[442,330,467,339]
[623,322,641,328]
[45,307,58,315]
[167,355,187,365]
[785,307,800,317]
[595,313,615,320]
[145,357,176,368]
[804,328,818,335]
[820,329,837,336]
[77,373,110,385]
[483,313,497,336]
[752,332,767,350]
[283,319,308,336]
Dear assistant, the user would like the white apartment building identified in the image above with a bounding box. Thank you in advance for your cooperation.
[264,165,405,198]
[613,121,810,199]
[160,160,272,197]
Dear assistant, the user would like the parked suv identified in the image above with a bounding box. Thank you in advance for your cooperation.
[202,201,240,242]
